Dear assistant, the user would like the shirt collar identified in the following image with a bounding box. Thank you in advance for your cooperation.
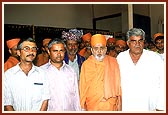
[13,63,39,74]
[47,59,67,70]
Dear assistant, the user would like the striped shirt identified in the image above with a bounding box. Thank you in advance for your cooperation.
[40,60,81,111]
[4,63,50,111]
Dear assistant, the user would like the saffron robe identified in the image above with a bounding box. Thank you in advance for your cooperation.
[4,56,19,72]
[36,53,49,67]
[79,55,122,111]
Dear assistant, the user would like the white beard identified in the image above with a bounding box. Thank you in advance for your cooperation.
[95,55,105,61]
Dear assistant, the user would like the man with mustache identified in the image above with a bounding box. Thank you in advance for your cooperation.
[40,38,81,111]
[62,29,85,84]
[117,28,165,111]
[4,37,50,111]
[79,34,122,111]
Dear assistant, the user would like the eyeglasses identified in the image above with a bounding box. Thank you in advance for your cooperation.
[92,46,106,52]
[129,39,144,44]
[21,46,38,52]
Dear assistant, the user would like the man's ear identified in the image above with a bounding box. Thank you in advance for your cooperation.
[8,49,12,55]
[47,49,50,56]
[127,41,129,46]
[17,50,21,56]
[91,48,93,54]
[42,46,45,51]
[104,47,107,53]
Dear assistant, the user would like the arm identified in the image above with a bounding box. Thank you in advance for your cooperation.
[117,94,122,111]
[39,71,50,111]
[73,72,81,111]
[155,59,165,111]
[40,100,48,111]
[115,59,122,111]
[4,105,15,111]
[4,74,15,111]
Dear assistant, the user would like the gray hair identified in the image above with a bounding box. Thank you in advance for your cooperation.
[48,38,66,50]
[126,28,145,41]
[17,37,36,50]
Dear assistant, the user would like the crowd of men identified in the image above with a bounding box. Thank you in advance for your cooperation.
[3,28,165,112]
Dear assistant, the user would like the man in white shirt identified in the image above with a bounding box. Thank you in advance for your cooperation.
[4,37,50,111]
[117,28,165,112]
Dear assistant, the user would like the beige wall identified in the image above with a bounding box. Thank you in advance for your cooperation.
[150,4,164,37]
[93,4,122,17]
[4,3,164,37]
[133,4,150,16]
[4,4,93,28]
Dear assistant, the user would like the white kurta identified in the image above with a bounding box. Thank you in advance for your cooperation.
[117,49,165,112]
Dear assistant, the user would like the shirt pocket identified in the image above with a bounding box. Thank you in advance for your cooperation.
[31,83,43,103]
